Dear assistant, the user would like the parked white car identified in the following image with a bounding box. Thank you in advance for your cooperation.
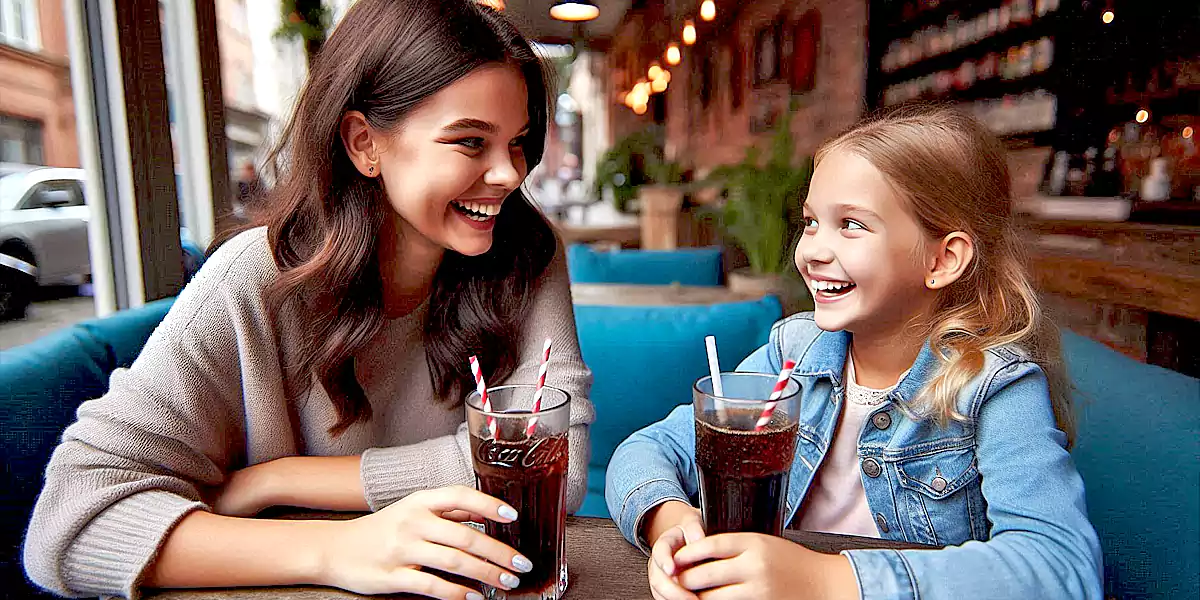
[0,167,93,318]
[0,166,212,319]
[0,167,92,283]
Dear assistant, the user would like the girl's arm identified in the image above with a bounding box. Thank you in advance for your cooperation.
[605,342,780,552]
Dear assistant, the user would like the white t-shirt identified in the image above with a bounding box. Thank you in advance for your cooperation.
[797,355,903,537]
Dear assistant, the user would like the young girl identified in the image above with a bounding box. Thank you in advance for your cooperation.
[606,107,1102,600]
[24,2,593,599]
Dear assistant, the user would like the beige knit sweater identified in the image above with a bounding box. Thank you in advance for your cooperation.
[22,227,595,598]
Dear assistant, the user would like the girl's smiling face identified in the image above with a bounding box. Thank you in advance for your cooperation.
[795,149,937,337]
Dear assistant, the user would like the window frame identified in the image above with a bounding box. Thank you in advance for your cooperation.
[0,0,42,52]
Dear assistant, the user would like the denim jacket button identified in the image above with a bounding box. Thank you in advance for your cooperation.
[875,513,890,534]
[861,457,882,478]
[931,476,948,493]
[872,412,892,430]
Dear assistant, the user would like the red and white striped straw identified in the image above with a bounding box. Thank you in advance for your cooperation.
[469,356,497,435]
[525,338,553,436]
[755,359,797,431]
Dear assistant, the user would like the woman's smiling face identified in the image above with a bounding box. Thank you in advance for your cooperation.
[371,62,531,257]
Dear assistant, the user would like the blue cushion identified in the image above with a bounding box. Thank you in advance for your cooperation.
[578,465,609,519]
[574,296,783,518]
[567,244,723,286]
[1065,331,1199,599]
[0,299,173,594]
[77,298,175,369]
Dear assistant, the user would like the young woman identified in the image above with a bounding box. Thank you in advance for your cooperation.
[25,2,593,599]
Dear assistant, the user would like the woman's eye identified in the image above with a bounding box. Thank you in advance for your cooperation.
[456,138,485,151]
[510,136,527,149]
[802,217,817,229]
[844,219,866,231]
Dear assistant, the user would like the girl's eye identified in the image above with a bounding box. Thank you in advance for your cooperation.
[844,219,866,231]
[802,217,817,229]
[456,138,485,151]
[510,136,527,149]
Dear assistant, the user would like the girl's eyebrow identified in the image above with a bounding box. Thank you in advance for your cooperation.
[831,202,882,221]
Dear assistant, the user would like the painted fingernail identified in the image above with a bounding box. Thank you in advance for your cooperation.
[467,593,484,600]
[512,554,533,573]
[499,573,521,589]
[498,505,519,521]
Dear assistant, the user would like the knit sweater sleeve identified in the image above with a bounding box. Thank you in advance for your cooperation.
[22,231,275,599]
[360,245,596,513]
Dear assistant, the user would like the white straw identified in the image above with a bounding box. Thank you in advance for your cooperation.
[705,335,724,397]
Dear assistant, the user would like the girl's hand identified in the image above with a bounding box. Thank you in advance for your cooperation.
[672,533,859,600]
[317,485,532,599]
[645,501,706,600]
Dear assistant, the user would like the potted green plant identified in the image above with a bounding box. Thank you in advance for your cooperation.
[594,127,687,249]
[704,110,814,312]
[594,127,684,213]
[275,0,330,65]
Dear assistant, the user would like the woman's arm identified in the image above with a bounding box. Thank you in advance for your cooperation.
[144,511,329,589]
[214,455,369,516]
[23,233,276,597]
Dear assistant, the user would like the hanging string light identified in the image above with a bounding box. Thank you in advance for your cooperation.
[683,20,697,45]
[666,43,681,65]
[700,0,716,22]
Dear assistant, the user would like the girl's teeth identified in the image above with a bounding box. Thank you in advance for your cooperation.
[812,280,853,292]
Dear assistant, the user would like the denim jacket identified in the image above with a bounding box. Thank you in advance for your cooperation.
[606,313,1102,600]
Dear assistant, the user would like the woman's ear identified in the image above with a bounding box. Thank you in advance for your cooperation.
[340,111,379,178]
[925,231,975,290]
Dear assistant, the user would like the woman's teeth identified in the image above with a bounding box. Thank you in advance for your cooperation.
[452,200,500,221]
[811,280,856,295]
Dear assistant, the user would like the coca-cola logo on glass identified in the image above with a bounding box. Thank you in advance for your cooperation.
[475,437,565,469]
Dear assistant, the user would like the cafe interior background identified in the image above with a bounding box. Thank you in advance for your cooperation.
[0,0,1196,598]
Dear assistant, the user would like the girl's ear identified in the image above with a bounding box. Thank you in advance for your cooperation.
[925,231,974,289]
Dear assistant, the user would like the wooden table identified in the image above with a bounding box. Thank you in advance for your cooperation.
[571,284,764,307]
[146,517,928,600]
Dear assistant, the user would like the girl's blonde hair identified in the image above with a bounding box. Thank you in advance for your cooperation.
[816,106,1074,446]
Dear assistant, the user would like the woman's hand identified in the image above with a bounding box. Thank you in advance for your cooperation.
[212,459,283,517]
[213,456,369,517]
[644,501,706,600]
[317,485,533,599]
[672,533,859,600]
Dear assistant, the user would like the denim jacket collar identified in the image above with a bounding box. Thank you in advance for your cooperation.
[791,328,940,405]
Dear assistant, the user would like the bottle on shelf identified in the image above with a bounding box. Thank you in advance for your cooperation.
[1013,0,1033,25]
[1089,139,1123,198]
[1047,151,1070,196]
[1033,37,1054,73]
[1140,158,1172,202]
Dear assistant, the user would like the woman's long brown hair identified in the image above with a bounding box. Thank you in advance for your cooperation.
[217,0,556,435]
